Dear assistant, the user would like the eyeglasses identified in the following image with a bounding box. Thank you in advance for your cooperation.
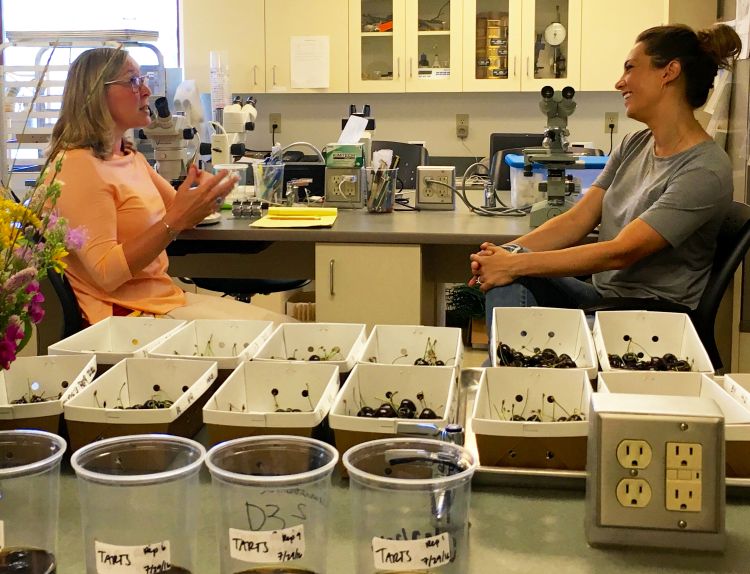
[104,73,152,93]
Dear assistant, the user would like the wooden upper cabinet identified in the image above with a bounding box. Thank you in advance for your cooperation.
[265,0,350,93]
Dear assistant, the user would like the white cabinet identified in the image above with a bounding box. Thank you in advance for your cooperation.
[315,244,423,326]
[580,0,719,92]
[182,0,266,94]
[463,0,581,92]
[265,0,350,93]
[349,0,463,93]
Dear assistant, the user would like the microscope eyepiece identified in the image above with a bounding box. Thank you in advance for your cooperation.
[562,86,575,99]
[154,97,171,119]
[541,85,555,99]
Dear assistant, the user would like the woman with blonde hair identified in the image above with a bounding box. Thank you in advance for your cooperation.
[51,47,293,325]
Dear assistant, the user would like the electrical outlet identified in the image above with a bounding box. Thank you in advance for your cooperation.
[324,167,365,208]
[456,114,469,139]
[269,113,282,134]
[416,166,456,211]
[616,439,653,469]
[585,393,725,551]
[604,112,618,134]
[616,478,652,508]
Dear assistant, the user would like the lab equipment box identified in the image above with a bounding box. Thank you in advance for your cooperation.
[63,358,217,451]
[592,311,714,374]
[471,367,592,470]
[716,373,750,477]
[0,354,96,434]
[48,316,187,375]
[253,322,367,380]
[491,306,598,379]
[202,360,340,445]
[329,363,457,459]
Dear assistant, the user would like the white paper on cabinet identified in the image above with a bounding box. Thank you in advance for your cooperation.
[290,36,330,89]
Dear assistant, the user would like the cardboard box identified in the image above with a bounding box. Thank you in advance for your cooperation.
[0,354,97,433]
[48,317,187,375]
[253,323,367,376]
[592,311,713,373]
[716,373,750,477]
[203,360,340,445]
[147,319,273,383]
[471,367,592,470]
[360,324,464,369]
[63,358,217,451]
[491,307,598,379]
[329,363,457,456]
[598,371,750,477]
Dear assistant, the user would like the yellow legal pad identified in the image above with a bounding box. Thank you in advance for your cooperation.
[250,206,338,228]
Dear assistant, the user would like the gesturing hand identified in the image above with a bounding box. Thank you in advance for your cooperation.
[166,165,238,230]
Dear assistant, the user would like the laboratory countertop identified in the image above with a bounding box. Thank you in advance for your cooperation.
[55,457,750,574]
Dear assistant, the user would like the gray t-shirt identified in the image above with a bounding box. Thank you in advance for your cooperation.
[591,129,732,309]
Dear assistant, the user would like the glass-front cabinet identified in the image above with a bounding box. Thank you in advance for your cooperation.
[349,0,462,93]
[463,0,580,92]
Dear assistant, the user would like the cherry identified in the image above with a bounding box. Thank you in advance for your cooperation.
[418,407,438,419]
[435,360,445,366]
[376,404,398,418]
[357,406,375,417]
[414,358,429,366]
[399,398,417,414]
[308,354,321,361]
[398,406,415,419]
[526,414,541,422]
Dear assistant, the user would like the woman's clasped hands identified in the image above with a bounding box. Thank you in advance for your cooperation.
[469,242,518,291]
[166,164,238,231]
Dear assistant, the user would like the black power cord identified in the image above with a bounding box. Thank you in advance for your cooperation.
[271,123,278,148]
[607,123,615,155]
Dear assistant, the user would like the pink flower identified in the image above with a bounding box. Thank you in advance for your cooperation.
[0,338,17,370]
[5,317,24,342]
[26,284,45,324]
[3,267,37,293]
[65,226,88,251]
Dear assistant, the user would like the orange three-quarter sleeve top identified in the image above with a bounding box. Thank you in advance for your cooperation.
[54,148,185,323]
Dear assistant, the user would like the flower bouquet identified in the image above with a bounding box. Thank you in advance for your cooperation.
[0,159,84,368]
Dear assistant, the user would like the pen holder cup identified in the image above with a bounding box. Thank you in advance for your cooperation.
[0,430,66,572]
[365,167,398,213]
[214,163,249,203]
[71,434,206,574]
[253,163,285,203]
[343,438,477,574]
[206,435,339,574]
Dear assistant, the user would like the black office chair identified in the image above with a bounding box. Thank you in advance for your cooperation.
[182,277,311,303]
[48,270,84,339]
[371,141,429,190]
[579,201,750,372]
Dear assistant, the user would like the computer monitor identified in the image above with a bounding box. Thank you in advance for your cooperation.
[489,132,544,191]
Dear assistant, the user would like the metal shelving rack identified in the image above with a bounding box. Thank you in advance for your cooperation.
[0,30,164,198]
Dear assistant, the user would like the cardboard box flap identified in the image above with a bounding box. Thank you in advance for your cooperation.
[148,319,273,369]
[203,361,339,429]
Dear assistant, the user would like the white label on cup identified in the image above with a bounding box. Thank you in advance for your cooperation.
[372,532,452,571]
[229,524,305,563]
[94,539,171,573]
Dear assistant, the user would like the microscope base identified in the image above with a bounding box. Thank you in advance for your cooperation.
[529,196,579,227]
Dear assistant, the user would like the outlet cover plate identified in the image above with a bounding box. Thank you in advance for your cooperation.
[585,393,725,551]
[324,167,365,208]
[416,166,456,211]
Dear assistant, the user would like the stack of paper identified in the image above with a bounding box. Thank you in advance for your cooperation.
[250,206,338,228]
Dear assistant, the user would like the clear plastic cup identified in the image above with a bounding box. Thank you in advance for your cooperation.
[71,434,206,574]
[0,430,66,572]
[364,168,398,213]
[206,435,339,574]
[215,163,249,202]
[252,163,285,203]
[343,438,477,574]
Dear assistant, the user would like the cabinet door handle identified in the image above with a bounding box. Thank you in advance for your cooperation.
[410,57,413,78]
[253,65,257,86]
[272,65,277,86]
[526,57,529,77]
[329,259,335,296]
[513,56,517,77]
[397,57,401,79]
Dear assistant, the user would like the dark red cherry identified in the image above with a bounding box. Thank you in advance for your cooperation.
[357,406,375,417]
[376,404,398,418]
[418,407,438,419]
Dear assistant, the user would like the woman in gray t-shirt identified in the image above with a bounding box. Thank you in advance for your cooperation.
[471,23,741,328]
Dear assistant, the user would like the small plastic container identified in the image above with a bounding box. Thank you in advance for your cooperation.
[214,163,249,202]
[71,434,206,574]
[206,435,338,574]
[0,430,67,572]
[365,167,398,213]
[343,438,476,574]
[253,163,285,202]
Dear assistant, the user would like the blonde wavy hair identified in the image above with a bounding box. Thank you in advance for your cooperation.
[48,47,134,161]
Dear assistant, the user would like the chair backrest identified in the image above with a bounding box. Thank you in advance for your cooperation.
[693,201,750,362]
[488,133,544,191]
[48,270,84,339]
[371,141,429,190]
